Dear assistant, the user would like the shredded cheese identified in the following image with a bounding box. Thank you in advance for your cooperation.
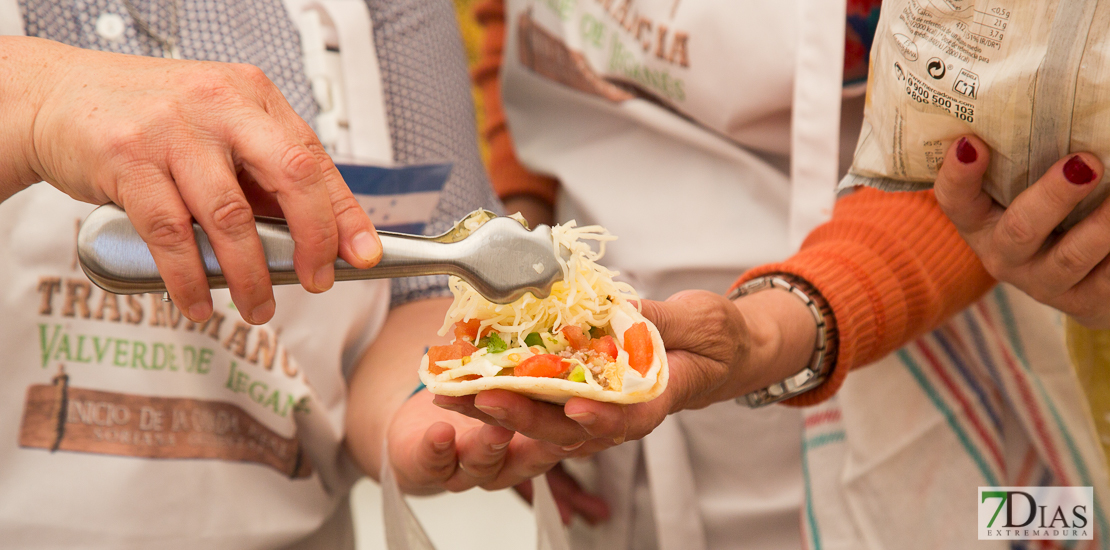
[438,221,640,349]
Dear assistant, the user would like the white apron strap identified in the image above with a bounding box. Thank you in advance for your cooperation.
[285,0,393,163]
[380,441,436,550]
[378,436,572,550]
[1,0,25,36]
[643,416,708,550]
[310,0,392,163]
[788,0,847,250]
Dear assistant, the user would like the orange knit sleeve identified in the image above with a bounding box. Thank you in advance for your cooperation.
[735,188,996,407]
[473,0,559,205]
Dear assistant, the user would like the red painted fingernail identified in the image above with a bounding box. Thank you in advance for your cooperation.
[1064,155,1096,185]
[956,137,978,164]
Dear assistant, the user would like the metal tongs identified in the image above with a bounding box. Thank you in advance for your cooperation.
[77,205,566,304]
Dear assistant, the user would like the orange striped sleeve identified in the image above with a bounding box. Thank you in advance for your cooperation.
[735,188,996,406]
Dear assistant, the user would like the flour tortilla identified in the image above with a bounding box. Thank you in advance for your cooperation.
[419,302,668,404]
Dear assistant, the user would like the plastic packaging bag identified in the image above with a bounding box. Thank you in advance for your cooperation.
[846,0,1110,227]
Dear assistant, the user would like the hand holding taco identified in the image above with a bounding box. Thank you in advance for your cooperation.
[419,221,668,404]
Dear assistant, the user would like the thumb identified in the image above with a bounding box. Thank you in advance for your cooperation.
[933,135,995,234]
[638,291,732,352]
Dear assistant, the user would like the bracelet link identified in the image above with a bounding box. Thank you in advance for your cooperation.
[728,275,837,408]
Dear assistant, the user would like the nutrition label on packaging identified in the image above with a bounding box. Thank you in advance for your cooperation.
[886,0,1019,124]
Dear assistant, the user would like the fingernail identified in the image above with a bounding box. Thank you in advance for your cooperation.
[561,441,585,452]
[491,441,510,451]
[249,299,275,324]
[436,402,464,413]
[1064,155,1096,185]
[474,404,507,420]
[313,263,334,292]
[566,411,597,426]
[352,231,382,264]
[187,302,212,322]
[433,440,451,452]
[956,137,978,164]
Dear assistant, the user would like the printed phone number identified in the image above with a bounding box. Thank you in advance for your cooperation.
[904,73,975,123]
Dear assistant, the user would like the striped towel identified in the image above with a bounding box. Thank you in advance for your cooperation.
[801,284,1109,549]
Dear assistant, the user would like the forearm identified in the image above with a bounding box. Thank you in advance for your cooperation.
[473,0,559,205]
[0,36,74,201]
[736,188,995,406]
[345,297,454,480]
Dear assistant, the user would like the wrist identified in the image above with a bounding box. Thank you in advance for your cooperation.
[0,37,77,198]
[731,288,818,393]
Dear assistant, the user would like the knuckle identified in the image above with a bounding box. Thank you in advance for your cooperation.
[277,144,321,188]
[1051,241,1095,275]
[145,215,195,251]
[997,210,1039,248]
[330,194,365,223]
[229,271,266,303]
[104,123,149,161]
[186,73,241,107]
[233,63,272,89]
[209,195,256,237]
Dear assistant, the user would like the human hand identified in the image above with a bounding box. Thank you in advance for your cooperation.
[387,388,610,525]
[9,38,381,324]
[934,135,1110,327]
[433,290,807,455]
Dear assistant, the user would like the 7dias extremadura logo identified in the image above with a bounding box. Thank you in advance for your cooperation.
[978,487,1093,540]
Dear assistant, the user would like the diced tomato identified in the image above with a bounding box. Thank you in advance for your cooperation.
[456,340,478,356]
[560,325,590,350]
[453,319,481,343]
[426,341,478,374]
[588,335,618,361]
[514,354,571,378]
[623,322,653,376]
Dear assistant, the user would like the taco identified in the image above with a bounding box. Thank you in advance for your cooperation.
[418,221,667,404]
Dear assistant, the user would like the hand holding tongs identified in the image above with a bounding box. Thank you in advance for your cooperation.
[77,205,566,304]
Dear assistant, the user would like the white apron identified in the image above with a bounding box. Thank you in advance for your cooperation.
[0,3,397,547]
[497,1,1110,549]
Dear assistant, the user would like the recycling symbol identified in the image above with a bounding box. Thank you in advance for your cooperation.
[927,57,947,80]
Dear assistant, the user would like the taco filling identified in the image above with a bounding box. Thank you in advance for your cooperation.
[419,220,667,403]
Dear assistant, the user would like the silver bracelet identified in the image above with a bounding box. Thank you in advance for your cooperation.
[728,275,835,408]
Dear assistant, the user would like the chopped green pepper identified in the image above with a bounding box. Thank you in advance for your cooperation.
[524,332,545,348]
[589,326,606,338]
